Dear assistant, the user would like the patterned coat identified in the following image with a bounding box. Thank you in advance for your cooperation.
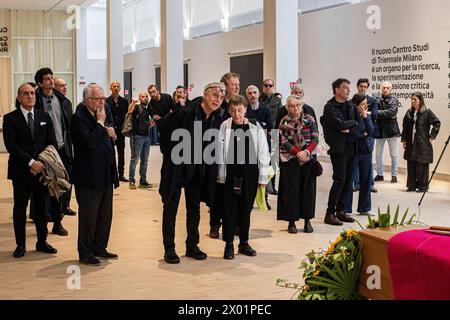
[401,107,441,164]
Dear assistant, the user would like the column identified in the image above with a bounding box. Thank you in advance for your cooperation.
[263,0,299,100]
[106,0,124,87]
[160,0,184,93]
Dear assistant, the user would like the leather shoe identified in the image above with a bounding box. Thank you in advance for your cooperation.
[324,213,343,226]
[186,246,207,260]
[79,256,101,266]
[391,176,398,184]
[223,243,234,260]
[336,211,356,223]
[52,225,68,236]
[164,251,180,264]
[374,175,384,182]
[266,201,272,210]
[238,243,257,257]
[371,187,378,193]
[417,187,428,193]
[304,220,314,233]
[407,187,416,192]
[95,251,118,259]
[36,242,57,254]
[64,208,77,216]
[13,245,26,258]
[119,176,129,183]
[209,225,220,239]
[288,222,298,234]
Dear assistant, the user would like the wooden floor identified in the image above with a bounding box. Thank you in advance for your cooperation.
[0,144,449,300]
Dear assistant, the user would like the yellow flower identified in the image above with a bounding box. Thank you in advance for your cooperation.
[346,229,359,238]
[313,269,320,277]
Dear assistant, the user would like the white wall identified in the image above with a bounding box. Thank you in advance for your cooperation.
[76,7,108,103]
[298,0,450,177]
[124,25,263,99]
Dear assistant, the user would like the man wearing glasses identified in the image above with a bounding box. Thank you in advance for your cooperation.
[260,79,282,128]
[34,68,73,237]
[71,84,119,266]
[158,82,226,264]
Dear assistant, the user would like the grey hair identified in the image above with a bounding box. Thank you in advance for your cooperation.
[381,81,393,89]
[246,85,259,94]
[286,95,303,107]
[291,83,303,93]
[83,84,104,101]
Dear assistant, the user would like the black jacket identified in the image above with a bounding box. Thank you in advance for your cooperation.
[260,93,282,126]
[76,102,114,128]
[246,103,273,130]
[320,97,365,155]
[35,89,74,159]
[158,97,225,207]
[375,94,401,138]
[106,95,129,136]
[3,108,56,180]
[401,108,441,164]
[70,104,119,190]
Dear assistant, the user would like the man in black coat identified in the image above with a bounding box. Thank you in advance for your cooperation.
[3,83,59,258]
[34,67,72,236]
[106,81,129,182]
[321,78,365,226]
[71,84,119,266]
[260,79,282,126]
[158,82,226,264]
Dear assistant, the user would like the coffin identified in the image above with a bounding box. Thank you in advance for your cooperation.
[358,225,426,300]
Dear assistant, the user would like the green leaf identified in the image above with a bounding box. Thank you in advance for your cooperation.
[387,204,391,216]
[392,205,400,226]
[407,213,416,225]
[400,208,410,225]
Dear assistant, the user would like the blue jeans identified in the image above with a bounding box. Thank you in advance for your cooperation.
[353,155,375,190]
[375,137,398,177]
[345,154,372,213]
[129,135,151,184]
[150,125,159,145]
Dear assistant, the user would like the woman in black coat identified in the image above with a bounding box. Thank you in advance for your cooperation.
[401,92,441,192]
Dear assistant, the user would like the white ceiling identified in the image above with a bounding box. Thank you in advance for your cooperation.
[0,0,98,10]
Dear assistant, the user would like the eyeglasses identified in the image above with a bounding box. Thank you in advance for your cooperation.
[263,84,274,88]
[88,97,106,102]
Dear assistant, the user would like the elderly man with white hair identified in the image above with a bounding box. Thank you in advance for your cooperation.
[374,81,401,184]
[71,84,119,266]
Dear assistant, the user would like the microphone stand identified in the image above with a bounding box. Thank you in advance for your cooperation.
[417,134,450,222]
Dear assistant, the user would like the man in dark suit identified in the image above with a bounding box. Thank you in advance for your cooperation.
[71,84,119,266]
[3,83,58,258]
[106,81,129,182]
[33,68,72,236]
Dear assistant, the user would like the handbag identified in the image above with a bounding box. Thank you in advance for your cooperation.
[122,105,142,137]
[312,159,323,177]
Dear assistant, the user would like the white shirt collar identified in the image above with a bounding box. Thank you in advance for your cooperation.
[20,106,34,121]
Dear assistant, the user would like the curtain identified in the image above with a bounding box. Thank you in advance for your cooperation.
[0,57,12,116]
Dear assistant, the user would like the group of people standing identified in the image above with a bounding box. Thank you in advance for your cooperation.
[2,67,441,266]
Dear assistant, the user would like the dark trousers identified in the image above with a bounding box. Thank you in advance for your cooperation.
[162,176,202,252]
[115,134,126,177]
[345,154,372,213]
[327,146,356,214]
[76,187,113,259]
[407,161,429,190]
[49,147,73,227]
[150,125,159,145]
[209,184,223,228]
[222,172,258,244]
[12,177,48,246]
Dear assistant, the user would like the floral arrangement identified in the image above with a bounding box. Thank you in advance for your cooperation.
[277,229,362,300]
[364,205,416,229]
